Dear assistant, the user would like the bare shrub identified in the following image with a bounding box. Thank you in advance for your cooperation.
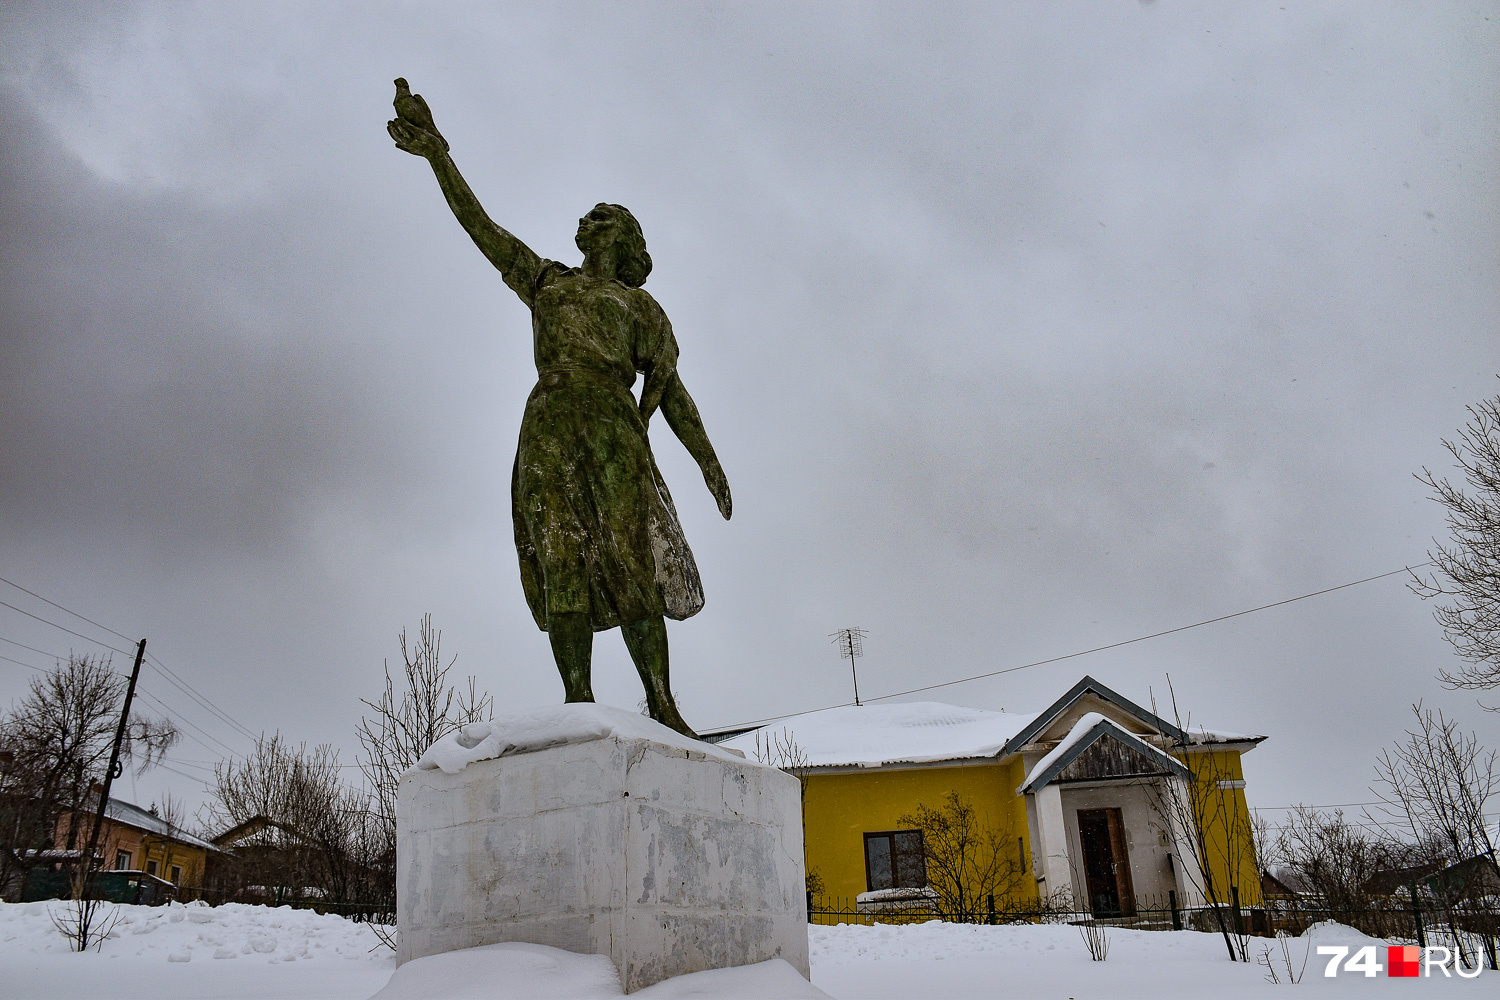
[898,791,1030,923]
[1077,916,1109,961]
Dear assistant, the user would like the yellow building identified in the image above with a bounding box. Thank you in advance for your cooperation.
[715,676,1264,918]
[54,794,215,896]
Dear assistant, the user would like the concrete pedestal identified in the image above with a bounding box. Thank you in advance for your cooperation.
[397,732,809,992]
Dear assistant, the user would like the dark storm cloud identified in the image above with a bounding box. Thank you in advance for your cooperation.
[0,1,1495,816]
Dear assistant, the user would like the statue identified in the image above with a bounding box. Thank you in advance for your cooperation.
[387,80,731,738]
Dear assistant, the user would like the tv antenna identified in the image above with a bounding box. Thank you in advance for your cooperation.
[829,627,867,706]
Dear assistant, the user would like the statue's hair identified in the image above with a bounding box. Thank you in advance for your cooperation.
[595,203,652,287]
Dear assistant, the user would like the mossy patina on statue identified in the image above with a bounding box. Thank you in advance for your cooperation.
[388,79,731,739]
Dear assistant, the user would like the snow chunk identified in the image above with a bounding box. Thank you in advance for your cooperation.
[370,941,622,998]
[414,703,756,775]
[369,941,826,999]
[717,702,1035,769]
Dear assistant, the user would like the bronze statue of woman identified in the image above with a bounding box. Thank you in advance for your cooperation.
[388,80,730,739]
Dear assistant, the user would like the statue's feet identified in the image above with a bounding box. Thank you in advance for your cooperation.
[653,704,700,741]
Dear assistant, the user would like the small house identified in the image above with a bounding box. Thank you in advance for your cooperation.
[715,675,1264,917]
[52,792,216,896]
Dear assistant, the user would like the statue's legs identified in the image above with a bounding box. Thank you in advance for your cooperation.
[547,611,595,702]
[622,616,698,739]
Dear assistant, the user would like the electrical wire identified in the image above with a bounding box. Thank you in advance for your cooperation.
[0,634,71,662]
[0,574,137,644]
[0,576,259,752]
[143,654,258,743]
[0,599,134,656]
[703,561,1435,732]
[0,653,46,673]
[134,686,244,758]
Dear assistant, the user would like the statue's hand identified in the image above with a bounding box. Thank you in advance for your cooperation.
[387,117,446,159]
[703,460,732,520]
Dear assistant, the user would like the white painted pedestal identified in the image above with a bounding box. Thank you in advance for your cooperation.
[396,733,809,993]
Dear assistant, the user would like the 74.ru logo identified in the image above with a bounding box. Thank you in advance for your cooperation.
[1316,945,1485,978]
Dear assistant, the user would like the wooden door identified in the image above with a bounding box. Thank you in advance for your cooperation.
[1077,807,1134,916]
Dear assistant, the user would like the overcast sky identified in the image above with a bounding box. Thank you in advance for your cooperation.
[1,1,1496,829]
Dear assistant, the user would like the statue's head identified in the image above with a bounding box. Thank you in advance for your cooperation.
[576,203,652,287]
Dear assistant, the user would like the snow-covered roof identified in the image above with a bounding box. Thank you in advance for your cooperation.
[101,797,217,852]
[713,675,1264,772]
[716,702,1038,769]
[1017,712,1189,792]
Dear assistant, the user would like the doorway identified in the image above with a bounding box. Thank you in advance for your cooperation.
[1077,807,1134,916]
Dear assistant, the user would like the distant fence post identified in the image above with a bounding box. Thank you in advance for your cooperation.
[1169,890,1181,931]
[1408,884,1425,948]
[987,894,995,925]
[806,890,813,923]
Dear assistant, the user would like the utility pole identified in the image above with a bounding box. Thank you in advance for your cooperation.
[76,638,145,895]
[829,627,866,706]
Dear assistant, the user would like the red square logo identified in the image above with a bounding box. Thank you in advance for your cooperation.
[1388,945,1420,977]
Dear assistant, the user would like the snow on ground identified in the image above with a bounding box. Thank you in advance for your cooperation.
[371,944,826,999]
[809,919,1493,998]
[2,901,1494,998]
[0,899,395,1000]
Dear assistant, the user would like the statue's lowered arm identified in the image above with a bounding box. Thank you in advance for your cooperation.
[656,374,732,521]
[387,111,543,305]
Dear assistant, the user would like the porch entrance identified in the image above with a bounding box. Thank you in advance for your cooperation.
[1077,807,1134,916]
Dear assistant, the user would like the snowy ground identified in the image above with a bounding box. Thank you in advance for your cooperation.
[1,901,1492,998]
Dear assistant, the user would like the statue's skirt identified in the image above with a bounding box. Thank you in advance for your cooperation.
[511,367,705,632]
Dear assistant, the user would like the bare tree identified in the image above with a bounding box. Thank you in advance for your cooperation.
[1372,704,1499,968]
[1148,680,1257,962]
[207,732,369,906]
[898,791,1030,923]
[1411,387,1500,703]
[0,654,176,899]
[355,615,491,921]
[1271,806,1407,917]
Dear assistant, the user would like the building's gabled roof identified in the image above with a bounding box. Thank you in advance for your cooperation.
[212,815,311,849]
[76,795,218,852]
[1000,675,1186,755]
[1017,712,1189,793]
[716,701,1038,769]
[714,675,1262,772]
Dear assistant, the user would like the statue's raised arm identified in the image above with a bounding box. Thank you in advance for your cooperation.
[387,79,545,306]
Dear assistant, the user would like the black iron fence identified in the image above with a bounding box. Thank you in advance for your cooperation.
[807,889,1500,967]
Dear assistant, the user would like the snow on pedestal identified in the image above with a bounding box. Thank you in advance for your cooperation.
[396,704,810,993]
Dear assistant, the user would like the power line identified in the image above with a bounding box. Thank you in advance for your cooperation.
[0,599,134,657]
[704,561,1434,732]
[867,563,1434,703]
[0,634,71,663]
[143,654,258,743]
[134,686,244,758]
[0,576,260,751]
[0,653,46,673]
[0,574,137,644]
[150,761,215,791]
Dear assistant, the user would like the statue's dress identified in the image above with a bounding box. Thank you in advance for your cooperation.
[508,260,704,632]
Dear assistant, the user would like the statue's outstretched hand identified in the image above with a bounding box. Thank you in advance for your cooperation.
[703,459,732,521]
[389,78,449,158]
[388,116,446,159]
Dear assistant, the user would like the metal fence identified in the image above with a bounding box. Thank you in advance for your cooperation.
[807,889,1500,967]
